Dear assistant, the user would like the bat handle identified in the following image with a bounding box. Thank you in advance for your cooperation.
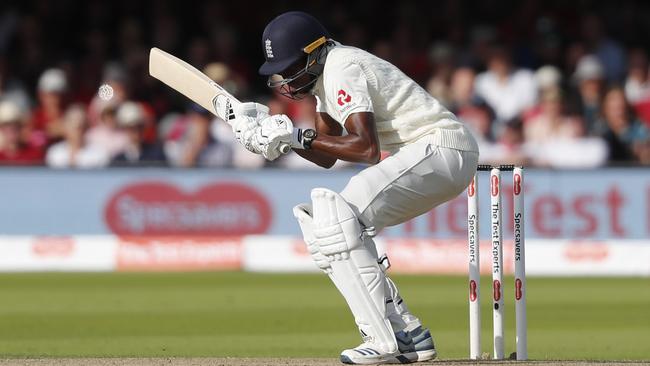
[279,143,291,154]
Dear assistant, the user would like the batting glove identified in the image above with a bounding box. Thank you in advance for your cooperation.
[260,114,306,150]
[233,102,270,120]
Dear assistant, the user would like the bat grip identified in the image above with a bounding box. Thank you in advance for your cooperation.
[279,143,291,154]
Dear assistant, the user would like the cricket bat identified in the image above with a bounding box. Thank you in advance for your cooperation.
[148,47,290,154]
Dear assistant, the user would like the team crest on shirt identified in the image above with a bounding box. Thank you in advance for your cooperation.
[337,89,352,106]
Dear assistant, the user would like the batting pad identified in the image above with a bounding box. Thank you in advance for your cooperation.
[311,188,397,353]
[293,203,331,272]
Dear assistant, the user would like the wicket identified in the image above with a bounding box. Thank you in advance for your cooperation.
[467,164,527,360]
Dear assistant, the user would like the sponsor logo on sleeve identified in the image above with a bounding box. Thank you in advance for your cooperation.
[337,89,352,106]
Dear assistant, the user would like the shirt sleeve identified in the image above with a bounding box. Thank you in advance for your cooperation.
[315,95,325,113]
[323,61,374,125]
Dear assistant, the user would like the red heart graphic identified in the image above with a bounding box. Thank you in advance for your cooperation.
[104,181,272,236]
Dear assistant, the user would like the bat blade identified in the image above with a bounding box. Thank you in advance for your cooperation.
[149,47,238,124]
[149,47,291,154]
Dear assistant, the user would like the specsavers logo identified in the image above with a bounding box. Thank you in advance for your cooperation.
[105,182,272,236]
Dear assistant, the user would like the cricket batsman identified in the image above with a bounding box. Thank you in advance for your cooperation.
[232,11,479,364]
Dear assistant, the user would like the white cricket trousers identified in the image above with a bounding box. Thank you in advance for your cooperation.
[340,135,479,231]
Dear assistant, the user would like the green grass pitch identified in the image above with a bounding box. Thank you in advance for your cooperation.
[0,272,648,360]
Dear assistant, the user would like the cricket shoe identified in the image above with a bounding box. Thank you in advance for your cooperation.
[339,328,436,364]
[340,340,412,365]
[403,326,436,362]
[341,328,426,365]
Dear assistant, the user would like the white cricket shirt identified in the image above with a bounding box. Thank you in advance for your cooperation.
[311,43,478,153]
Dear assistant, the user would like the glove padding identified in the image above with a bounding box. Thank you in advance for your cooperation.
[231,102,270,154]
[232,115,259,152]
[258,114,305,161]
[234,102,269,119]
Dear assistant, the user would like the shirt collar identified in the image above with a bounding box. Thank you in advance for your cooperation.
[310,40,341,96]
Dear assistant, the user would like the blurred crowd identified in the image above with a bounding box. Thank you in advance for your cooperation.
[0,0,649,169]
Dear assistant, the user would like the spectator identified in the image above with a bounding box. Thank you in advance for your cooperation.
[45,104,109,168]
[449,67,477,111]
[474,46,537,127]
[111,102,167,166]
[87,63,130,126]
[467,25,497,68]
[522,89,608,168]
[180,106,237,167]
[161,112,194,167]
[449,67,495,143]
[162,105,256,168]
[200,62,255,167]
[425,42,456,108]
[370,40,394,65]
[160,61,252,168]
[598,87,650,164]
[203,62,247,101]
[524,89,584,144]
[85,101,129,159]
[30,68,69,145]
[0,2,649,169]
[523,65,563,121]
[0,57,31,112]
[181,106,214,167]
[580,14,626,83]
[496,118,529,166]
[624,49,650,103]
[570,55,606,135]
[624,48,650,127]
[0,100,43,165]
[535,65,562,94]
[479,118,530,166]
[390,22,429,84]
[210,118,265,169]
[160,108,232,168]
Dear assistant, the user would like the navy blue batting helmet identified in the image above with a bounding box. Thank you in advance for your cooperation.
[258,11,330,76]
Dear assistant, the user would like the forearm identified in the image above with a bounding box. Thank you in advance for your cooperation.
[294,111,380,166]
[310,133,380,165]
[293,148,337,168]
[293,132,380,168]
[253,111,379,166]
